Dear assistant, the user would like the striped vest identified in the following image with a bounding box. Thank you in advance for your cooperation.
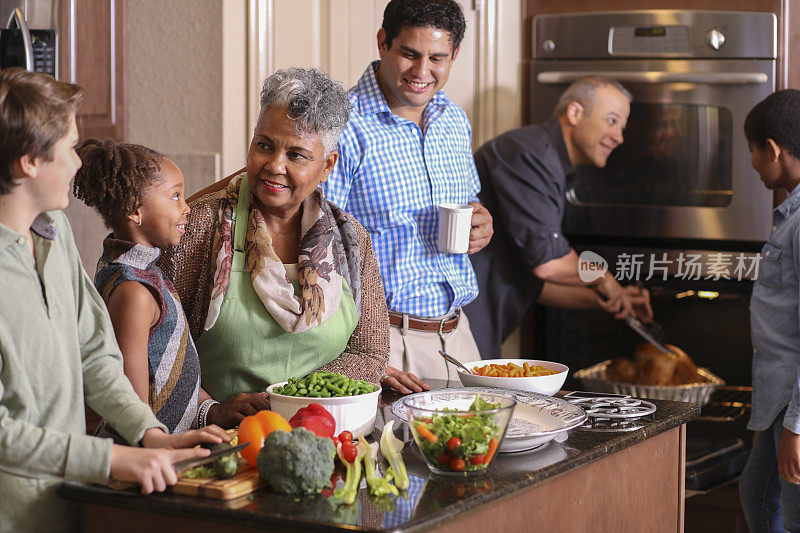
[94,237,201,439]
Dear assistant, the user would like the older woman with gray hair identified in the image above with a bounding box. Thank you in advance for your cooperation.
[161,68,389,428]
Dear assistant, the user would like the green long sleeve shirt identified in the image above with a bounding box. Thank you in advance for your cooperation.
[0,211,166,533]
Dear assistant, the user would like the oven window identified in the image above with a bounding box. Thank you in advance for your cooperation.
[567,103,733,207]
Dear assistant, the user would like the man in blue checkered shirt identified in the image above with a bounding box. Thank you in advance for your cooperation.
[323,0,493,391]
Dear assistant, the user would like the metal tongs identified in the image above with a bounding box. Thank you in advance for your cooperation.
[596,282,671,354]
[624,317,672,354]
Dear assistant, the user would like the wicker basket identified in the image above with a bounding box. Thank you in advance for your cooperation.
[573,360,725,406]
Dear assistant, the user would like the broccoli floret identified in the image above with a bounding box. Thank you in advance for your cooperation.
[256,427,336,494]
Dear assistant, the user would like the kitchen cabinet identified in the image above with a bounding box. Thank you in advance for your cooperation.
[58,0,125,288]
[60,388,698,533]
[59,0,126,139]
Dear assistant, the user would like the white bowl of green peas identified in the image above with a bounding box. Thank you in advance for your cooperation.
[266,372,381,436]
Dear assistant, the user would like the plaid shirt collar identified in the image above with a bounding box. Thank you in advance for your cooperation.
[354,60,451,124]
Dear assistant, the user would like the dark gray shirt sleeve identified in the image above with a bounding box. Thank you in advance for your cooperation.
[475,132,572,269]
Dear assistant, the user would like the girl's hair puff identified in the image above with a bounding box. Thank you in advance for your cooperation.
[73,138,164,228]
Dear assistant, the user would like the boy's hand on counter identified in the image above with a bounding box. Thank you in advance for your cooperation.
[140,425,230,449]
[778,428,800,484]
[109,444,209,494]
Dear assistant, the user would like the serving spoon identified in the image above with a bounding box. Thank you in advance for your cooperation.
[439,350,476,375]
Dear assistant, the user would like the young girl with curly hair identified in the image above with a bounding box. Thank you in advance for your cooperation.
[74,139,231,440]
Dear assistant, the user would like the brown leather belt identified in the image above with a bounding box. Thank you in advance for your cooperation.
[388,310,459,334]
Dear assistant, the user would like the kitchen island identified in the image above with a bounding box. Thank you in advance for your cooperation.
[59,383,699,532]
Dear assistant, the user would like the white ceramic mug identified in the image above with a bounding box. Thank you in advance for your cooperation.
[437,203,473,254]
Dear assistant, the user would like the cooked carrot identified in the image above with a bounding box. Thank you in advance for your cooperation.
[473,362,558,377]
[416,424,439,443]
[484,438,499,464]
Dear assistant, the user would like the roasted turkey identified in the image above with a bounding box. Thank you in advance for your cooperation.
[606,344,701,386]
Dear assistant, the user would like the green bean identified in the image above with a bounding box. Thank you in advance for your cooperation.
[270,371,377,397]
[325,383,344,394]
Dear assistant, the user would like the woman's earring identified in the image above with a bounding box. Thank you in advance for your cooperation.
[136,218,142,227]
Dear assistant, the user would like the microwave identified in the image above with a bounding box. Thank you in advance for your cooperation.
[0,6,57,78]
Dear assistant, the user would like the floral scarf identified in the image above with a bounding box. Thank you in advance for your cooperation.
[205,174,361,334]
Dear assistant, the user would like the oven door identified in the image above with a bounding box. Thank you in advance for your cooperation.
[530,59,774,243]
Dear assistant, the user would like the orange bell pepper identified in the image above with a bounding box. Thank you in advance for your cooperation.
[237,410,291,466]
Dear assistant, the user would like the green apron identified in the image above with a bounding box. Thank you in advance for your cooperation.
[195,177,357,402]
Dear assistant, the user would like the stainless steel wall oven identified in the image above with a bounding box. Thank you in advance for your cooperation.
[528,11,777,501]
[531,10,776,245]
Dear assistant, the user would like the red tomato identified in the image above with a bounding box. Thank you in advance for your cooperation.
[338,430,353,443]
[470,454,486,465]
[446,437,462,453]
[419,418,433,424]
[341,441,357,463]
[437,452,451,465]
[449,457,466,471]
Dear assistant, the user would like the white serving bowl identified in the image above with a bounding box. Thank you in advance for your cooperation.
[266,382,381,436]
[457,359,569,396]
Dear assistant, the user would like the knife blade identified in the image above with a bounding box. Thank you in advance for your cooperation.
[624,316,672,354]
[173,441,249,474]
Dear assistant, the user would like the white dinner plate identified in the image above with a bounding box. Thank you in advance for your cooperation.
[391,387,588,453]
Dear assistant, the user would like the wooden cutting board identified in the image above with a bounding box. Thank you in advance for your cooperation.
[172,463,266,500]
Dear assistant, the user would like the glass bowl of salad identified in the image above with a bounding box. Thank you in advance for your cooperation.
[403,391,516,476]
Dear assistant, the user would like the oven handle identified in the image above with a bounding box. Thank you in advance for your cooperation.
[537,71,769,85]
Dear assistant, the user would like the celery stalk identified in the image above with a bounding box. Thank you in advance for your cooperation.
[359,434,399,497]
[380,421,409,491]
[334,440,365,505]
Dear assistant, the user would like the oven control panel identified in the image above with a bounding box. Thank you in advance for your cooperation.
[609,25,691,55]
[533,10,775,60]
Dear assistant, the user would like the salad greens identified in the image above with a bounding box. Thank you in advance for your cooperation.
[412,395,503,472]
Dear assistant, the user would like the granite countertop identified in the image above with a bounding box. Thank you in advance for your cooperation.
[58,382,699,532]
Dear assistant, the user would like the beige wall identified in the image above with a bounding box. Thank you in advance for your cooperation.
[66,0,250,275]
[127,0,222,156]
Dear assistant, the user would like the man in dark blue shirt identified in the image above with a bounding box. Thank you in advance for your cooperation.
[466,76,652,357]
